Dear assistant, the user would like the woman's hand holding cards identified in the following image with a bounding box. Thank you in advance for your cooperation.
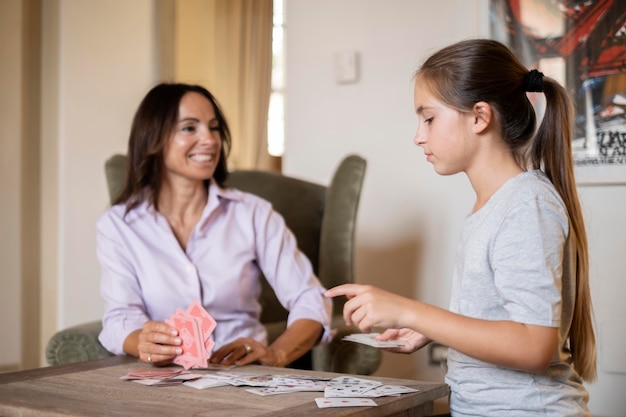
[132,320,183,366]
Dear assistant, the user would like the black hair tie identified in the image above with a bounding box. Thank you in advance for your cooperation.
[523,69,544,92]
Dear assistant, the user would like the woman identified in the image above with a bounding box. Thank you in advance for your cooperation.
[98,83,331,368]
[326,39,596,416]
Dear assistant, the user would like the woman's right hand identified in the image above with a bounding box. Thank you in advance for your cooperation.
[125,321,183,366]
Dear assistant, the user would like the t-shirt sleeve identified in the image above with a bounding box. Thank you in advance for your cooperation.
[491,198,568,328]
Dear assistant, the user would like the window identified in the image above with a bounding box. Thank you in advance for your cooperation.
[267,0,285,157]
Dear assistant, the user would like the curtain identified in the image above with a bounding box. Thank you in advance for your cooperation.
[172,0,274,171]
[215,0,273,171]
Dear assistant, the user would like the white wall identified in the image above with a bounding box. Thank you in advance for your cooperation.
[37,0,159,360]
[579,185,626,416]
[0,0,23,370]
[0,0,160,369]
[284,1,625,416]
[54,0,157,330]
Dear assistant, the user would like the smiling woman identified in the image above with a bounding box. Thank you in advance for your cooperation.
[163,92,224,190]
[97,83,332,370]
[113,84,232,216]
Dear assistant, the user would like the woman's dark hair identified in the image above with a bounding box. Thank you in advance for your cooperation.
[114,83,232,214]
[416,38,596,382]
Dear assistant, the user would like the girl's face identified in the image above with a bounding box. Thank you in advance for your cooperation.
[413,78,476,176]
[163,92,222,184]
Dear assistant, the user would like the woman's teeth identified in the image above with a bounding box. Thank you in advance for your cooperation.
[190,154,213,162]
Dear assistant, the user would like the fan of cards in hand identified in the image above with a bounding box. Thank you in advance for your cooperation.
[165,300,217,370]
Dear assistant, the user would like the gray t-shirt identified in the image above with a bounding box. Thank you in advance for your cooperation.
[446,170,591,417]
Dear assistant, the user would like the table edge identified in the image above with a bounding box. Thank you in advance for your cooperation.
[0,356,134,384]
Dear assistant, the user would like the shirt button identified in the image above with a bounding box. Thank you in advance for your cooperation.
[186,266,194,273]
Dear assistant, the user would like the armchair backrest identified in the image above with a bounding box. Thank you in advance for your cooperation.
[104,154,366,326]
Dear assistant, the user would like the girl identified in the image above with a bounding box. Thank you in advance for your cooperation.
[325,39,596,416]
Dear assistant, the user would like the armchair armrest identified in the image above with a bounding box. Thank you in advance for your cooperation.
[45,321,113,366]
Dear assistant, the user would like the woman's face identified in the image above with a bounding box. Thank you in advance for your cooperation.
[163,92,222,184]
[412,78,475,176]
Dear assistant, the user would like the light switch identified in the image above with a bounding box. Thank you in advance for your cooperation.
[333,51,359,84]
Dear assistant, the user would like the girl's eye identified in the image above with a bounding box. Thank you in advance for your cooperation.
[209,125,221,132]
[182,125,196,133]
[424,117,433,124]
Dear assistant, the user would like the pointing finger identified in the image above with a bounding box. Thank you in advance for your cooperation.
[324,284,362,298]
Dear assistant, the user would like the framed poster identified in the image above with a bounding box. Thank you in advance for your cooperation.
[490,0,626,185]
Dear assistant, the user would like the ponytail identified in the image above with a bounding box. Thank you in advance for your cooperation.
[531,77,597,382]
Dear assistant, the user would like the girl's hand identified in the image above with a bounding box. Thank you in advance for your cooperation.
[376,328,431,353]
[324,284,416,332]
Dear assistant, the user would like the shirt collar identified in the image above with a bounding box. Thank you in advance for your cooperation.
[198,178,243,231]
[121,178,243,224]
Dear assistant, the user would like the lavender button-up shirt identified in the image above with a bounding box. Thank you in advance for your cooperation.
[97,181,332,355]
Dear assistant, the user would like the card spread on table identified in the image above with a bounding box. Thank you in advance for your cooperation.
[120,367,418,409]
[324,376,381,398]
[239,373,418,402]
[342,333,405,348]
[120,368,185,380]
[120,368,205,387]
[315,397,377,408]
[164,300,217,369]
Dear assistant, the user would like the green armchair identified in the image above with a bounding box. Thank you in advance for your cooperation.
[46,154,382,375]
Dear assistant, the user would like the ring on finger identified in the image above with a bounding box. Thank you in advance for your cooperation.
[243,343,252,355]
[147,353,152,364]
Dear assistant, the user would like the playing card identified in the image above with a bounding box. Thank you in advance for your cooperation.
[165,301,217,369]
[342,333,405,348]
[133,379,185,387]
[204,338,215,355]
[315,397,377,408]
[183,375,231,390]
[124,370,202,387]
[324,375,383,397]
[325,384,376,398]
[330,376,381,387]
[269,376,328,387]
[169,314,206,369]
[273,383,328,393]
[120,369,184,380]
[279,374,333,381]
[226,375,275,387]
[358,384,419,397]
[187,300,217,337]
[245,387,290,396]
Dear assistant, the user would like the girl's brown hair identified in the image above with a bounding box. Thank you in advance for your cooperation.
[417,38,596,381]
[114,83,232,215]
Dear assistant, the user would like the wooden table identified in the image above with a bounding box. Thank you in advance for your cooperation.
[0,356,449,416]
